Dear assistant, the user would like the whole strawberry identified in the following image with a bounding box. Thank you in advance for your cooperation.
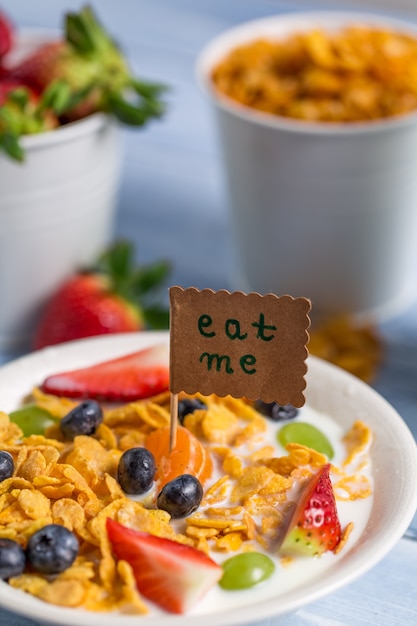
[2,5,167,160]
[33,241,170,350]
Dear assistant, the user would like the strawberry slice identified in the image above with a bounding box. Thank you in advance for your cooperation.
[106,518,222,614]
[279,463,342,557]
[40,344,169,401]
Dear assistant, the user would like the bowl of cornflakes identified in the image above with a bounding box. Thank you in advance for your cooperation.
[0,331,416,625]
[196,11,417,321]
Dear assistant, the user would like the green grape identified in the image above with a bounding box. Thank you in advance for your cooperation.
[277,422,334,459]
[219,552,275,590]
[9,404,58,437]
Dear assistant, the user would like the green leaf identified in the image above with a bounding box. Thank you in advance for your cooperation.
[66,83,96,112]
[106,93,149,126]
[0,132,24,162]
[66,13,96,54]
[7,87,30,109]
[107,91,165,126]
[130,78,168,100]
[65,5,113,56]
[0,106,21,134]
[80,5,115,52]
[61,6,167,129]
[40,80,72,115]
[131,260,171,296]
[110,241,134,279]
[82,239,172,330]
[143,305,170,330]
[96,240,133,280]
[66,5,116,58]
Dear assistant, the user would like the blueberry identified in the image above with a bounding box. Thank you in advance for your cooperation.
[157,474,203,518]
[117,447,156,494]
[26,524,79,575]
[60,400,103,440]
[0,451,14,482]
[255,401,298,421]
[0,538,26,580]
[178,398,207,425]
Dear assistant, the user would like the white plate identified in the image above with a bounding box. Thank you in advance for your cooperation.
[0,331,416,626]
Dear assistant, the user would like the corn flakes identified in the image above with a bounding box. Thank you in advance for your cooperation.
[0,387,373,615]
[308,316,383,383]
[212,26,417,123]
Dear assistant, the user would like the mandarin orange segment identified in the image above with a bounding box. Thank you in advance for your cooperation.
[145,425,213,488]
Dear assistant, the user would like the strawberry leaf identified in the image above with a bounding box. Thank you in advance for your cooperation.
[142,305,170,330]
[6,87,30,108]
[65,5,168,128]
[65,5,114,56]
[40,80,72,115]
[0,131,24,162]
[130,78,168,100]
[131,260,171,295]
[96,239,134,283]
[0,103,20,133]
[107,91,165,126]
[65,13,97,55]
[92,240,171,329]
[66,83,97,113]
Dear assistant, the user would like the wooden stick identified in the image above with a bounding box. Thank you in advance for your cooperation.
[169,392,178,452]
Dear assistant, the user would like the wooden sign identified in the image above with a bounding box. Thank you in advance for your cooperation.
[169,287,311,407]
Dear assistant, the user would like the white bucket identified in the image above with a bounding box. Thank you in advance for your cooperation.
[0,113,122,350]
[0,29,123,350]
[196,12,417,321]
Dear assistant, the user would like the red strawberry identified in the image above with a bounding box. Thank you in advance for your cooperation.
[9,40,101,122]
[33,241,170,349]
[106,518,222,614]
[40,343,170,401]
[9,41,62,90]
[8,5,166,124]
[34,274,142,349]
[0,9,14,59]
[280,463,342,557]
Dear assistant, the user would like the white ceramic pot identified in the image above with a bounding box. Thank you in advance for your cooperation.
[0,114,121,349]
[0,32,123,351]
[0,113,122,351]
[197,12,417,321]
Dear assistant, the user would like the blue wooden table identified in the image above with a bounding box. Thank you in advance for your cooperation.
[2,1,417,625]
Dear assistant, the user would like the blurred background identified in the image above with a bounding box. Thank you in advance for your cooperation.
[7,0,417,292]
